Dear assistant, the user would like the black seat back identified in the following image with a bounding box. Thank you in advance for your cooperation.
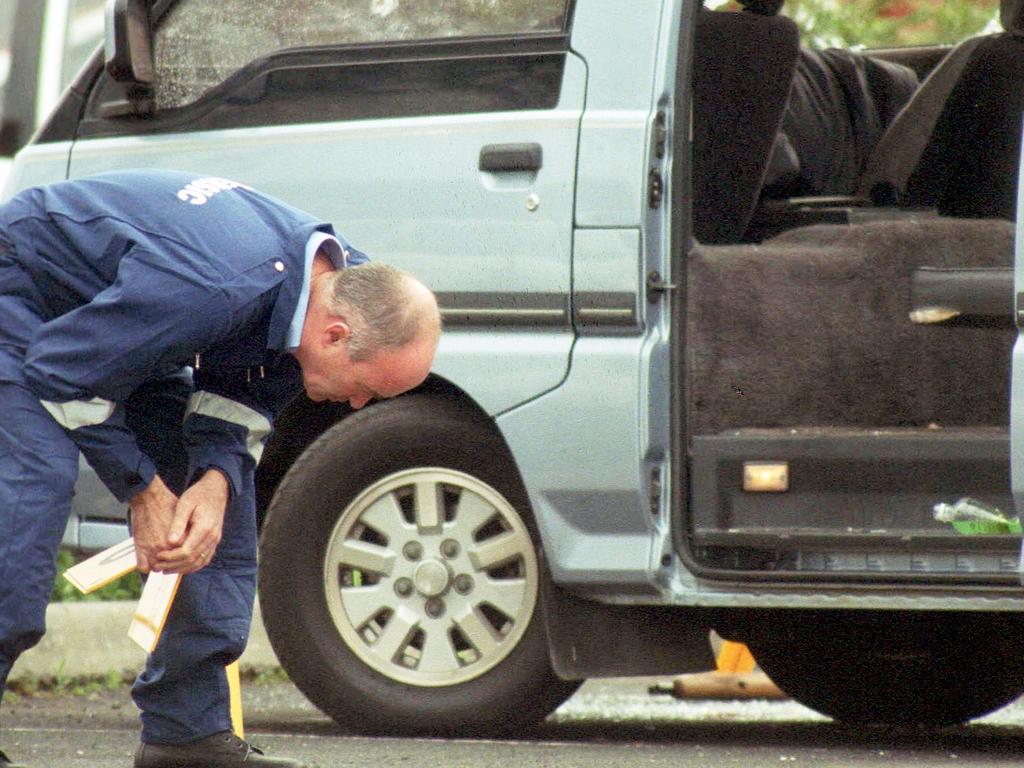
[906,32,1024,219]
[860,0,1024,218]
[691,8,800,243]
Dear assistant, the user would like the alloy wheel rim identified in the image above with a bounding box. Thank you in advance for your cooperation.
[322,467,538,686]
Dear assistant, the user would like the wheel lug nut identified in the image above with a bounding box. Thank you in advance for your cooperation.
[454,574,473,595]
[424,598,445,618]
[394,578,414,597]
[440,539,460,558]
[403,541,423,561]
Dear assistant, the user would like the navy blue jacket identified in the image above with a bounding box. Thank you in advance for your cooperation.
[0,169,365,502]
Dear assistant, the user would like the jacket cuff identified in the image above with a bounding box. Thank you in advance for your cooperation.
[109,455,158,503]
[189,450,245,500]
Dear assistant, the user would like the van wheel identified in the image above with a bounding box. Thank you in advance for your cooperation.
[258,395,579,735]
[744,611,1024,725]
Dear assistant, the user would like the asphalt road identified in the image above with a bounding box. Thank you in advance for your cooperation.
[5,677,1024,767]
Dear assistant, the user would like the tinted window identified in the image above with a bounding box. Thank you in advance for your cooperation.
[154,0,570,109]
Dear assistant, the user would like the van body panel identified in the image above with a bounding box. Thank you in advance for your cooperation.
[1,141,73,196]
[496,334,665,590]
[570,0,664,227]
[572,227,643,335]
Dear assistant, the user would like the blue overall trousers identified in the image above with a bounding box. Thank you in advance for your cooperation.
[0,254,258,744]
[0,370,256,744]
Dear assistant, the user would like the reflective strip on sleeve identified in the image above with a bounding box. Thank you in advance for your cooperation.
[40,397,117,430]
[186,391,272,463]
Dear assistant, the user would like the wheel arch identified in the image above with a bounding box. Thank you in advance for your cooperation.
[255,373,529,528]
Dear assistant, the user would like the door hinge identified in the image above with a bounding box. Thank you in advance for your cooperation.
[646,270,677,302]
[649,465,664,517]
[648,168,664,209]
[653,110,668,159]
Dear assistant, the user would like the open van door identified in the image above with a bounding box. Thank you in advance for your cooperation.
[1012,161,1024,572]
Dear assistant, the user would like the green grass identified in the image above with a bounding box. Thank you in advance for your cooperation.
[8,668,132,697]
[245,667,291,686]
[9,667,288,697]
[50,549,142,602]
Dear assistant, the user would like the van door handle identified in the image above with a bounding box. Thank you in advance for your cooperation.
[479,143,543,172]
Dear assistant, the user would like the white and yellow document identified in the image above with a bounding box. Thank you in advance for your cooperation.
[63,537,181,652]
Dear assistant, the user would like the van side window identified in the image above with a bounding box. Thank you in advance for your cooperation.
[153,0,570,110]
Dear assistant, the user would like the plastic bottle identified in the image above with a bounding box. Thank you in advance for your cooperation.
[933,497,1010,524]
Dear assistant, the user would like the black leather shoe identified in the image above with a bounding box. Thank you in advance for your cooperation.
[0,749,30,768]
[133,731,305,767]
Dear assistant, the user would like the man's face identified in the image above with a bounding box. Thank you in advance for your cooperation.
[301,331,436,408]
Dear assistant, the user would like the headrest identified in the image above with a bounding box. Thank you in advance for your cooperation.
[1003,0,1024,36]
[738,0,785,15]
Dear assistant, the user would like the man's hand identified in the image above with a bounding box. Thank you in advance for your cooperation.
[151,469,230,574]
[129,475,179,574]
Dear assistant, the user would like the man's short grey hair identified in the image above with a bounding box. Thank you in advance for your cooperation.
[324,262,437,361]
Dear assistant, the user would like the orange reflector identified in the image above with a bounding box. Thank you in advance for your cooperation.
[743,462,789,492]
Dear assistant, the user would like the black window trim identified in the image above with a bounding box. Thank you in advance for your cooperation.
[214,30,572,74]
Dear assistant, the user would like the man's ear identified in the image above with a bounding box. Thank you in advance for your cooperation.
[323,319,352,347]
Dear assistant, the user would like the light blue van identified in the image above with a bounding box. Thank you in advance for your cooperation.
[8,0,1024,736]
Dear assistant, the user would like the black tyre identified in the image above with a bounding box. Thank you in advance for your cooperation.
[744,610,1024,725]
[258,394,579,735]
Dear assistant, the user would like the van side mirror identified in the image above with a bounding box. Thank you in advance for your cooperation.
[104,0,153,85]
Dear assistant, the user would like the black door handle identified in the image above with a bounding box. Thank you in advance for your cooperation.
[479,143,543,172]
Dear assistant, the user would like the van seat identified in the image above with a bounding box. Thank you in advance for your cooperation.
[858,0,1024,220]
[691,8,800,244]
